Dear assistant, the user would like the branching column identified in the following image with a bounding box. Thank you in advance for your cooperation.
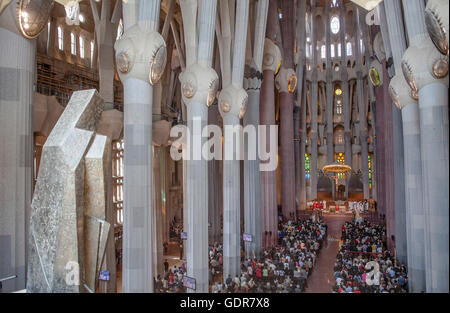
[115,0,166,293]
[277,0,297,221]
[243,0,268,259]
[402,0,449,293]
[179,0,219,293]
[217,0,250,281]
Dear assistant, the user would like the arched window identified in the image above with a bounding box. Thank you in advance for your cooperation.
[305,154,311,180]
[330,16,340,34]
[346,42,352,56]
[90,41,95,67]
[337,43,342,57]
[70,32,76,55]
[79,36,85,59]
[331,0,339,7]
[336,99,343,115]
[321,45,326,59]
[368,155,373,189]
[57,26,63,50]
[113,140,124,225]
[330,44,335,58]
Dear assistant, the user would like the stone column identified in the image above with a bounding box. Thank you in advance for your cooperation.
[260,38,281,247]
[339,0,351,199]
[115,0,166,293]
[378,0,407,266]
[299,80,308,210]
[243,0,268,259]
[354,7,369,200]
[208,104,221,246]
[295,0,306,212]
[152,146,164,278]
[179,0,218,293]
[217,0,250,281]
[402,0,449,293]
[325,0,334,168]
[310,3,318,201]
[383,0,423,289]
[0,2,35,292]
[277,0,297,221]
[90,0,121,109]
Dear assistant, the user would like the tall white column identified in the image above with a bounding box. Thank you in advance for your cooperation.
[0,2,35,292]
[243,0,268,260]
[179,0,218,293]
[384,0,426,292]
[115,0,166,293]
[402,0,449,292]
[217,0,250,281]
[354,7,370,200]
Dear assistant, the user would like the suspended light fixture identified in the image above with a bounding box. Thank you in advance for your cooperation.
[349,0,384,12]
[335,88,342,96]
[17,0,54,39]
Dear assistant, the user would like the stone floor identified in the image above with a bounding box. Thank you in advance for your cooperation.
[305,213,352,293]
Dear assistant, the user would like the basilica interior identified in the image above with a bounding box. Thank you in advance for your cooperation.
[0,0,448,294]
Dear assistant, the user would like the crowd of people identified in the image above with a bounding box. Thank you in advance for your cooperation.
[210,218,327,293]
[155,218,328,293]
[154,263,188,293]
[332,220,408,293]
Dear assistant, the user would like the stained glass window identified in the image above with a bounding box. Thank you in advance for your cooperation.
[330,16,340,34]
[305,153,311,180]
[368,155,373,190]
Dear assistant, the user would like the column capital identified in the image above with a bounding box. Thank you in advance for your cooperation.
[179,63,219,107]
[218,84,248,120]
[389,73,417,110]
[402,36,449,93]
[275,67,297,94]
[243,64,263,91]
[115,24,167,85]
[425,0,449,56]
[262,38,282,73]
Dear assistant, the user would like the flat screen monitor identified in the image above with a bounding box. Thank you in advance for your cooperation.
[99,270,110,281]
[181,232,187,240]
[243,233,253,242]
[183,276,196,291]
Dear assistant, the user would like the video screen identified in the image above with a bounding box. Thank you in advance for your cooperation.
[183,276,196,291]
[99,270,110,281]
[243,233,253,242]
[180,232,188,240]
